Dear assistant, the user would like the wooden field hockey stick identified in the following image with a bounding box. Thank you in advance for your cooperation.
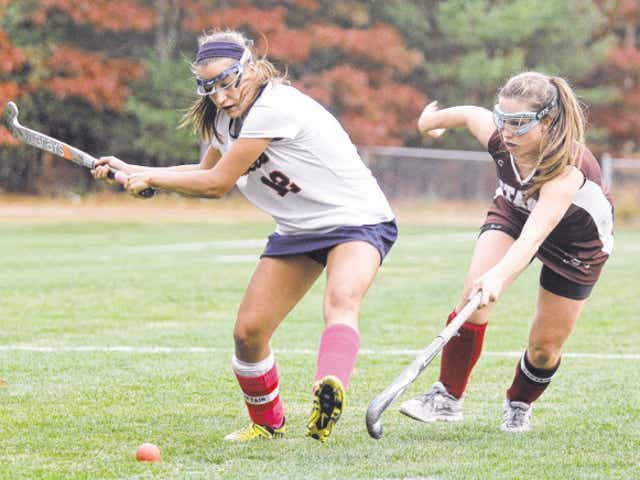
[3,101,154,198]
[365,291,482,439]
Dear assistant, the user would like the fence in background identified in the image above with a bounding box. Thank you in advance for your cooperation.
[359,146,639,201]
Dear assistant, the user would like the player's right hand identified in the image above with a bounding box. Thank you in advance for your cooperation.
[418,101,446,138]
[91,156,130,183]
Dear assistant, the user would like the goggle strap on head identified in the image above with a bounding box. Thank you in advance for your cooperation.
[535,99,556,120]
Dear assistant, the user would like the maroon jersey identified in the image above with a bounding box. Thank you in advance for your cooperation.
[484,130,614,285]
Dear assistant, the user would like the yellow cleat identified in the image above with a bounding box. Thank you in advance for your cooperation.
[306,375,345,443]
[223,421,285,442]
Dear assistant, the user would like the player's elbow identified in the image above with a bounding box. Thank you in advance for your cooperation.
[203,179,233,199]
[203,185,226,199]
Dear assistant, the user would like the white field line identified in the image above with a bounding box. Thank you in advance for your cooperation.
[116,232,474,255]
[0,345,638,359]
[123,239,266,253]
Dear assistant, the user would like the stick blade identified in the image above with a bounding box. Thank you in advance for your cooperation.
[4,101,19,124]
[365,406,383,439]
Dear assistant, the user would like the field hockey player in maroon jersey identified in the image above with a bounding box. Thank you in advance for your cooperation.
[399,72,614,432]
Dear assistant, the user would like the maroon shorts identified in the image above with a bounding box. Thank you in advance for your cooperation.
[481,197,609,299]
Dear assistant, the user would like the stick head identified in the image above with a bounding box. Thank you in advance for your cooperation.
[367,419,383,439]
[4,101,19,128]
[365,404,384,439]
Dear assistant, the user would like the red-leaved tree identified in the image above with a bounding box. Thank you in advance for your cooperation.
[183,2,427,145]
[591,0,640,154]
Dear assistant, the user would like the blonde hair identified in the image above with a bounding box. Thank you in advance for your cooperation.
[179,29,287,143]
[498,71,585,198]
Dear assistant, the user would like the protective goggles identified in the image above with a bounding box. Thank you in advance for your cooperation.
[195,48,251,97]
[493,102,555,136]
[196,62,244,96]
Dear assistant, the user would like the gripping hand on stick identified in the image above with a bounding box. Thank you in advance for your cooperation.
[469,266,508,308]
[92,157,153,199]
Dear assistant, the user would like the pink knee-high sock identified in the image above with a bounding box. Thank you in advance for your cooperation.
[232,351,284,428]
[314,323,360,389]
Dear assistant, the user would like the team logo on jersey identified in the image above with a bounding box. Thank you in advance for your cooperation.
[496,180,537,211]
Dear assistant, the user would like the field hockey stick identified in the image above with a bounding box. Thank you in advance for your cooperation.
[3,101,154,198]
[366,291,482,439]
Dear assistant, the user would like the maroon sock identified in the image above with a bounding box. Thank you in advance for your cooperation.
[507,351,560,403]
[438,309,487,399]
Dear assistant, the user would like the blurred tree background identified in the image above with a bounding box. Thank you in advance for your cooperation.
[0,0,638,194]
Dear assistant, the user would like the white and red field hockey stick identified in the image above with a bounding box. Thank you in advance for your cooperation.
[365,291,482,439]
[3,101,154,198]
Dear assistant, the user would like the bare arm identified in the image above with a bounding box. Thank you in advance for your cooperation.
[94,145,222,180]
[472,166,584,306]
[417,101,496,149]
[138,138,270,198]
[164,145,222,171]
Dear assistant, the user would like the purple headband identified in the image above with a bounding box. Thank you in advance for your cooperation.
[195,42,245,63]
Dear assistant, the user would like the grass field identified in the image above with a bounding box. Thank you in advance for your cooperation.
[1,218,638,479]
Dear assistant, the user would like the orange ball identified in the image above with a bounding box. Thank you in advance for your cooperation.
[135,442,161,462]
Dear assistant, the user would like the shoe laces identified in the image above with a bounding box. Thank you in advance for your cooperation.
[504,401,530,426]
[421,384,451,405]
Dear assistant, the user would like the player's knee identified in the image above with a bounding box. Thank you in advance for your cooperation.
[233,320,268,352]
[527,344,560,368]
[324,288,361,317]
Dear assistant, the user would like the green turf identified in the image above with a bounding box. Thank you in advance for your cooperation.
[1,222,638,479]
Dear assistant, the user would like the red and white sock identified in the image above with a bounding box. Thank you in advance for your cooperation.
[507,351,560,403]
[232,350,284,428]
[314,323,360,389]
[439,309,487,398]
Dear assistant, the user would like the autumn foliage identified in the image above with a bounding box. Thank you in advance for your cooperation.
[1,0,638,161]
[44,45,143,110]
[590,0,640,151]
[1,0,428,149]
[31,0,155,31]
[184,5,426,145]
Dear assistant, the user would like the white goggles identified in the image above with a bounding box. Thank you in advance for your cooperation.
[493,103,554,136]
[195,50,251,97]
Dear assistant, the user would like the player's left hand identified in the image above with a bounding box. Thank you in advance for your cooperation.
[125,172,153,198]
[470,267,508,308]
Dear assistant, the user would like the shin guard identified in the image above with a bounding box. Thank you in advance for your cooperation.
[439,309,487,399]
[314,323,360,389]
[507,351,560,404]
[232,350,284,428]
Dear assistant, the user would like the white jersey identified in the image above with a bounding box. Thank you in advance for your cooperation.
[209,82,394,234]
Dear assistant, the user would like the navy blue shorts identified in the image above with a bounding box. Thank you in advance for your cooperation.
[261,220,398,266]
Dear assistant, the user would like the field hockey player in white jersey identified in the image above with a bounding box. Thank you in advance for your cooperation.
[93,29,397,442]
[398,72,613,433]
